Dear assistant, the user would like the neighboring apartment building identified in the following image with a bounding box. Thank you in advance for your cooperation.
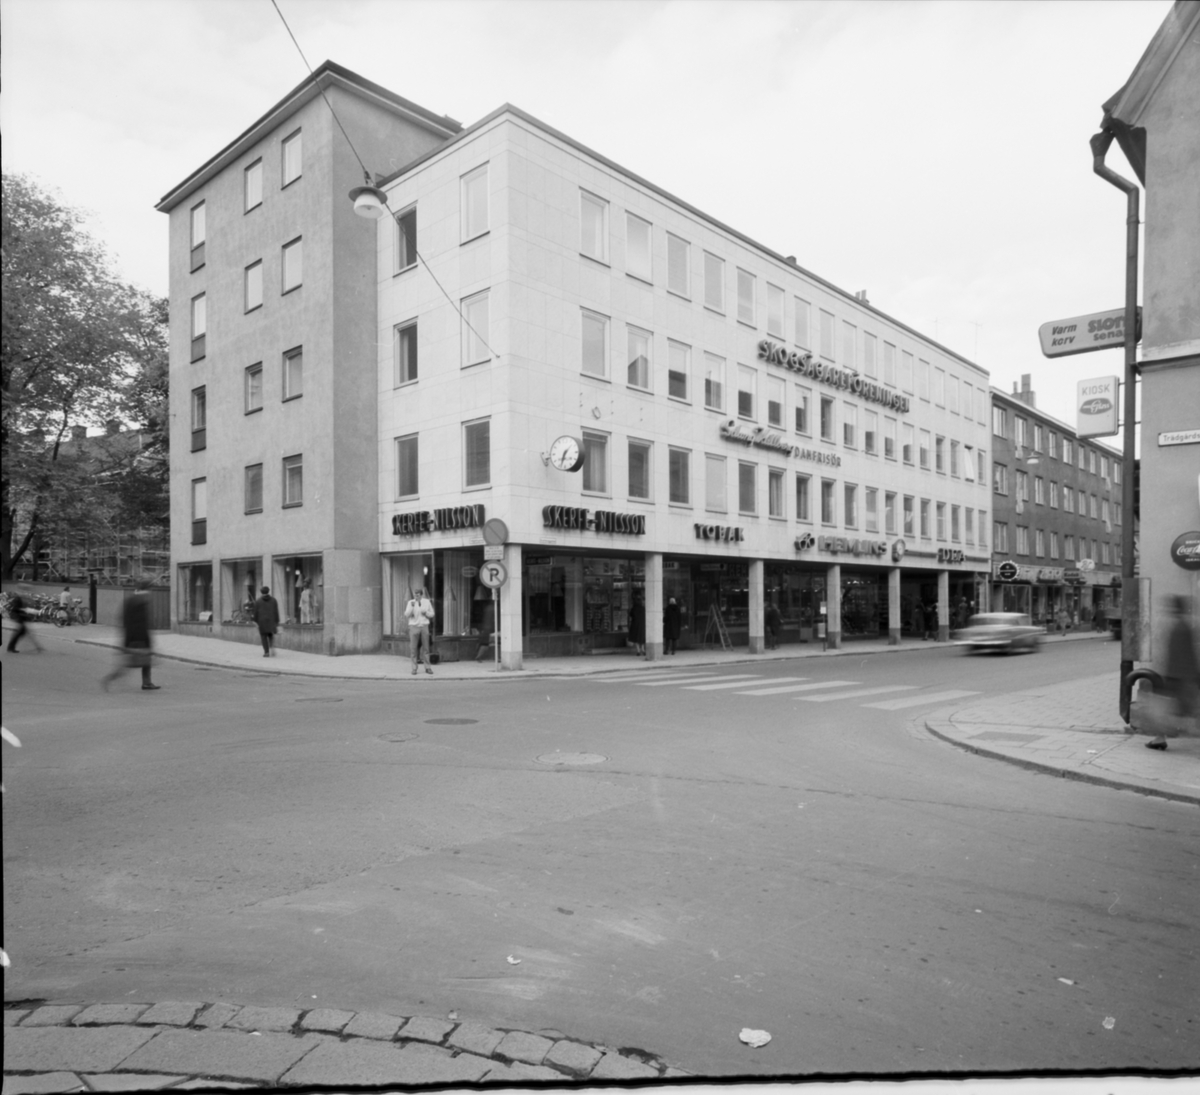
[159,62,994,665]
[989,377,1125,625]
[1098,0,1200,662]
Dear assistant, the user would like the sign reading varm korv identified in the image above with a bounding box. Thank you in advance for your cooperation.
[1038,307,1140,358]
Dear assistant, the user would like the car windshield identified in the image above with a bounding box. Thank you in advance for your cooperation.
[968,614,1029,627]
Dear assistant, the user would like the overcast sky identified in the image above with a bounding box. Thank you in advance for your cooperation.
[1,0,1167,438]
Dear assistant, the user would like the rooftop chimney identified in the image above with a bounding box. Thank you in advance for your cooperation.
[855,290,870,304]
[1012,374,1037,408]
[785,256,798,266]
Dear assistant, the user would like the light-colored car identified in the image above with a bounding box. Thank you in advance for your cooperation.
[956,612,1042,654]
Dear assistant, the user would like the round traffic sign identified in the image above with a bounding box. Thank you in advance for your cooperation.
[997,560,1019,582]
[479,560,508,589]
[482,518,509,546]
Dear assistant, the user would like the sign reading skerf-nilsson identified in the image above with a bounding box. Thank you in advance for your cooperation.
[393,504,485,536]
[543,507,646,535]
[758,340,910,413]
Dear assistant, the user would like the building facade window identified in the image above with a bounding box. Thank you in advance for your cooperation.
[820,310,835,359]
[820,396,835,442]
[189,201,205,271]
[669,447,690,505]
[950,440,960,477]
[245,260,263,312]
[933,367,945,406]
[190,293,206,361]
[1062,437,1074,464]
[704,252,724,312]
[668,340,690,401]
[244,159,262,212]
[245,463,263,514]
[794,386,810,434]
[462,290,490,366]
[844,484,858,528]
[737,269,756,325]
[883,341,897,386]
[864,487,878,532]
[1016,526,1030,555]
[461,163,489,241]
[796,474,811,521]
[1015,417,1028,448]
[1049,480,1059,508]
[918,359,930,401]
[767,375,785,428]
[581,309,608,378]
[936,501,946,540]
[283,347,303,401]
[190,386,206,452]
[580,190,608,262]
[627,213,652,281]
[863,332,877,378]
[863,409,878,455]
[245,363,263,413]
[767,283,785,338]
[396,434,419,498]
[628,440,651,500]
[768,467,785,518]
[843,402,858,448]
[935,435,945,473]
[706,454,727,512]
[842,322,857,370]
[738,462,757,514]
[394,322,418,385]
[965,507,975,544]
[464,419,492,489]
[582,430,607,494]
[919,429,931,470]
[282,454,303,507]
[191,478,207,545]
[394,206,417,272]
[704,353,725,411]
[282,130,302,186]
[903,422,915,464]
[666,232,689,296]
[995,522,1009,553]
[951,504,960,542]
[282,237,302,293]
[737,365,756,420]
[627,326,651,390]
[794,296,811,349]
[900,350,914,392]
[1035,528,1045,557]
[920,499,931,539]
[1034,476,1045,505]
[993,405,1008,437]
[993,462,1008,494]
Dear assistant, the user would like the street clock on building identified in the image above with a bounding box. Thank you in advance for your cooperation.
[548,435,585,472]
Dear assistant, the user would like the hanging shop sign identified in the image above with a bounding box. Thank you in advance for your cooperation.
[1038,307,1139,358]
[936,548,965,565]
[392,504,486,536]
[694,523,744,543]
[757,340,910,413]
[1170,531,1200,570]
[995,560,1020,581]
[719,419,841,466]
[1076,376,1119,438]
[542,506,646,535]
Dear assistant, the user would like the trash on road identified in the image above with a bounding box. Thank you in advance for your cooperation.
[739,1028,771,1048]
[1057,978,1074,985]
[507,955,522,964]
[1103,1017,1116,1030]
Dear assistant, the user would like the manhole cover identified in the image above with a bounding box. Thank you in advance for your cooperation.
[424,718,479,725]
[295,697,344,703]
[379,732,418,743]
[536,752,607,766]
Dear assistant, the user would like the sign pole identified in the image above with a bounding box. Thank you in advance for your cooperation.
[494,588,499,669]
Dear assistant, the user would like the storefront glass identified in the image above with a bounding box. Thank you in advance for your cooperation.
[764,564,826,642]
[220,558,259,623]
[178,563,212,622]
[841,573,882,637]
[274,555,323,624]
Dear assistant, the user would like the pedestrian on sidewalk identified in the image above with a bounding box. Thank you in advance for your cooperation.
[5,588,42,653]
[1148,594,1200,748]
[628,593,646,656]
[663,597,681,655]
[405,587,435,674]
[909,600,923,639]
[765,601,782,650]
[102,582,158,690]
[253,585,280,657]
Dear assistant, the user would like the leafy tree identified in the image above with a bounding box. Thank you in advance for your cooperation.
[1,174,168,578]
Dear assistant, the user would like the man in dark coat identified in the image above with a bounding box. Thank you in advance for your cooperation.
[765,601,783,650]
[1148,594,1200,748]
[628,594,646,656]
[254,585,280,657]
[102,582,157,690]
[6,588,43,653]
[663,597,682,655]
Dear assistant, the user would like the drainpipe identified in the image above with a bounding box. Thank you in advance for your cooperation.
[1089,128,1140,724]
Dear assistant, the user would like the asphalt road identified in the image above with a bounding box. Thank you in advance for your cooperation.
[3,633,1197,1078]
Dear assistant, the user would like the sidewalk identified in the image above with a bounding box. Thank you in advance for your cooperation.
[925,674,1200,806]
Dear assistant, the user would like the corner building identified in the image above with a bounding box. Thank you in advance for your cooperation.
[163,63,994,666]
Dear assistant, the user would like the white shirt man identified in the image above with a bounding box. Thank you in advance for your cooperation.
[404,589,435,674]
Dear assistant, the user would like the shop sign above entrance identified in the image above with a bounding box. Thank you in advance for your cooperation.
[393,504,485,536]
[996,560,1019,581]
[695,523,744,543]
[542,506,646,535]
[757,340,910,413]
[937,548,965,564]
[719,419,841,466]
[794,533,887,557]
[1038,307,1139,358]
[1170,531,1200,570]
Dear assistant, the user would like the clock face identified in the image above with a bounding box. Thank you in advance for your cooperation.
[549,435,584,472]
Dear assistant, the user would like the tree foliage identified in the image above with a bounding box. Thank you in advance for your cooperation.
[1,173,168,578]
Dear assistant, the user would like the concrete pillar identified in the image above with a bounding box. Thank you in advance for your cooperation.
[888,567,901,645]
[644,552,664,662]
[937,568,950,642]
[748,559,765,654]
[500,543,523,671]
[826,563,842,649]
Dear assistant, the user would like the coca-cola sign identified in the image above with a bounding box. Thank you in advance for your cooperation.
[1170,531,1200,570]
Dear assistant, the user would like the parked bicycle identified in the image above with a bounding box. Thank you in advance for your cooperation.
[53,598,92,626]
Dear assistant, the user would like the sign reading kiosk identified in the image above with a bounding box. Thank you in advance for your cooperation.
[1076,376,1119,438]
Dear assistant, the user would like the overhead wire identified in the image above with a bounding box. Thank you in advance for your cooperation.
[268,0,498,360]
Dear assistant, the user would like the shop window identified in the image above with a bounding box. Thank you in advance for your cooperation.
[582,309,609,379]
[667,232,689,296]
[220,558,259,623]
[737,269,756,325]
[704,252,724,312]
[462,290,491,366]
[704,353,725,411]
[768,468,785,518]
[767,375,784,427]
[844,484,858,528]
[461,163,488,241]
[737,365,756,420]
[794,296,811,349]
[282,129,302,186]
[244,160,262,212]
[282,454,303,507]
[394,322,418,386]
[820,479,836,525]
[669,448,690,505]
[464,419,491,489]
[178,563,212,623]
[245,363,263,413]
[767,283,784,338]
[245,260,263,312]
[627,325,651,390]
[282,237,302,293]
[580,190,608,263]
[244,463,263,513]
[705,454,727,512]
[796,474,811,522]
[627,213,652,281]
[190,386,206,451]
[275,555,323,625]
[394,206,417,272]
[738,462,757,514]
[628,440,651,501]
[396,434,418,499]
[582,430,607,494]
[668,340,690,401]
[794,386,810,435]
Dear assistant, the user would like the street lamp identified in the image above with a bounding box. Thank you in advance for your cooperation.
[349,172,388,219]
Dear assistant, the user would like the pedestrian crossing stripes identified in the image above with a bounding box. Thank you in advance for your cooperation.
[589,670,980,711]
